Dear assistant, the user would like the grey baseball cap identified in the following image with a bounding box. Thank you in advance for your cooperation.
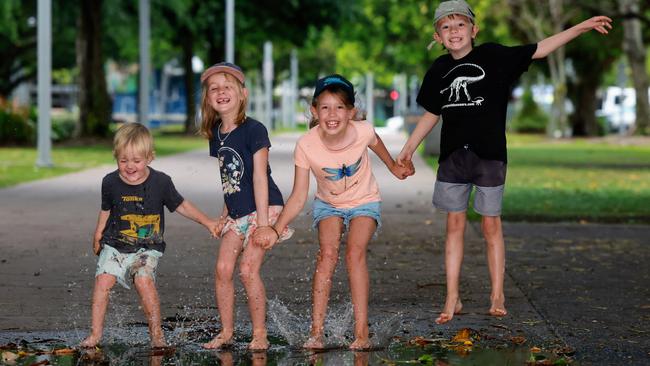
[434,0,475,24]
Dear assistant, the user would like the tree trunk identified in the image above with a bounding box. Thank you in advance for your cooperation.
[181,32,196,134]
[509,0,571,138]
[570,74,600,136]
[77,0,112,137]
[619,0,650,135]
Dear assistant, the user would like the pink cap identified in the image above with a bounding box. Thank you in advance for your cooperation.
[200,62,245,85]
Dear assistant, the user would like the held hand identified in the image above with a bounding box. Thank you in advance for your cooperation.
[396,149,414,168]
[390,160,415,180]
[402,159,415,177]
[209,217,226,238]
[253,226,279,250]
[93,238,102,256]
[580,16,612,35]
[206,219,220,239]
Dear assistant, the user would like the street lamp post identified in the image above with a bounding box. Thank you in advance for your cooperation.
[36,0,53,167]
[226,0,234,63]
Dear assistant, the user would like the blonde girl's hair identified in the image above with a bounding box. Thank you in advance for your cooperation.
[113,122,155,160]
[308,88,366,129]
[198,73,248,139]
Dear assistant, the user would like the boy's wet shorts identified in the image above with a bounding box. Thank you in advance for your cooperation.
[433,146,507,216]
[96,245,163,289]
[221,205,294,248]
[312,198,381,232]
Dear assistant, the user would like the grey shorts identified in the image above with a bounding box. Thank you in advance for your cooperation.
[433,147,507,216]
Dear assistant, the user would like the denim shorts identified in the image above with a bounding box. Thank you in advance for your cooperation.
[95,245,163,289]
[433,147,507,216]
[312,199,381,231]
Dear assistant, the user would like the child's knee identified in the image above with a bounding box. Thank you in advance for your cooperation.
[238,262,259,282]
[216,262,235,282]
[317,247,339,265]
[95,273,117,290]
[345,247,365,265]
[481,216,502,236]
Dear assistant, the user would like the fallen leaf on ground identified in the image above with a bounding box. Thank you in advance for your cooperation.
[2,351,18,363]
[451,328,472,343]
[52,348,76,355]
[28,360,49,366]
[510,336,526,345]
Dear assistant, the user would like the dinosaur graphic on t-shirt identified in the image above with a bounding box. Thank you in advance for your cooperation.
[440,63,486,106]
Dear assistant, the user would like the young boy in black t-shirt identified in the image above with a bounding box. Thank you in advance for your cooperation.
[80,123,220,348]
[397,0,612,324]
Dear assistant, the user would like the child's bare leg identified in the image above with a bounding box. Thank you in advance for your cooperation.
[133,276,166,347]
[239,242,269,350]
[203,232,244,349]
[346,217,375,350]
[303,217,343,349]
[81,274,116,347]
[482,215,507,317]
[436,211,466,325]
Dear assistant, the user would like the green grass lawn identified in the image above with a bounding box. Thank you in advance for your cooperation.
[425,134,650,223]
[0,133,207,188]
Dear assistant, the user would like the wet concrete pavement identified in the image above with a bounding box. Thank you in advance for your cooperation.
[0,131,648,365]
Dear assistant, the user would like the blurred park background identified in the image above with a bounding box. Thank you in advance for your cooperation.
[1,0,649,223]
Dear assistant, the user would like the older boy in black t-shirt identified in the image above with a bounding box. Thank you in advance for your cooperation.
[80,123,220,348]
[397,0,612,324]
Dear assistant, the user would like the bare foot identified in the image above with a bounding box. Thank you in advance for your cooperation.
[203,332,233,349]
[489,295,507,317]
[80,335,101,348]
[249,331,269,350]
[302,334,325,350]
[489,295,508,317]
[151,336,167,348]
[349,338,372,350]
[435,297,463,325]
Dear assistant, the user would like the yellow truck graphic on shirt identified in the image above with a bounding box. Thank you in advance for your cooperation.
[119,214,161,244]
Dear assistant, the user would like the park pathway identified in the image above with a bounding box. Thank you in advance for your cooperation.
[0,130,647,365]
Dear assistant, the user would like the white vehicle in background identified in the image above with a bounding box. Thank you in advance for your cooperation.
[597,87,637,133]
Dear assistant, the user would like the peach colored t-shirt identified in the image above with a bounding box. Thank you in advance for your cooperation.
[294,121,381,208]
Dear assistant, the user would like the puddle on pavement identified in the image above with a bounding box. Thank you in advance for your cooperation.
[0,331,571,366]
[0,300,573,365]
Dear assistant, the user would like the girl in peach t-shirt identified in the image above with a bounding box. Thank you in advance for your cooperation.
[254,74,413,350]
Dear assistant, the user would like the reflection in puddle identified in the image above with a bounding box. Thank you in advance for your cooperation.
[0,329,558,366]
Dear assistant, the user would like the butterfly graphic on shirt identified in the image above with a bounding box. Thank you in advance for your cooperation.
[322,156,362,195]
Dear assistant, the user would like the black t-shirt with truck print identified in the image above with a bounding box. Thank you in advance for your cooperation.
[100,168,184,253]
[417,42,537,164]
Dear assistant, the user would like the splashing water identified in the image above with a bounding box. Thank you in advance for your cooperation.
[268,298,355,349]
[324,302,353,347]
[267,297,310,347]
[369,312,404,348]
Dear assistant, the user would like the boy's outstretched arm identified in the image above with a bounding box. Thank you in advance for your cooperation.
[175,200,221,237]
[533,16,612,59]
[92,210,110,255]
[369,133,413,179]
[254,166,310,250]
[396,112,440,165]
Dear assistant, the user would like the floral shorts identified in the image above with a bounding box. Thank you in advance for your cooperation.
[95,245,163,289]
[221,205,294,247]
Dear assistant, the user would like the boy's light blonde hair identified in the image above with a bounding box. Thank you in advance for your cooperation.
[199,72,248,139]
[113,123,155,160]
